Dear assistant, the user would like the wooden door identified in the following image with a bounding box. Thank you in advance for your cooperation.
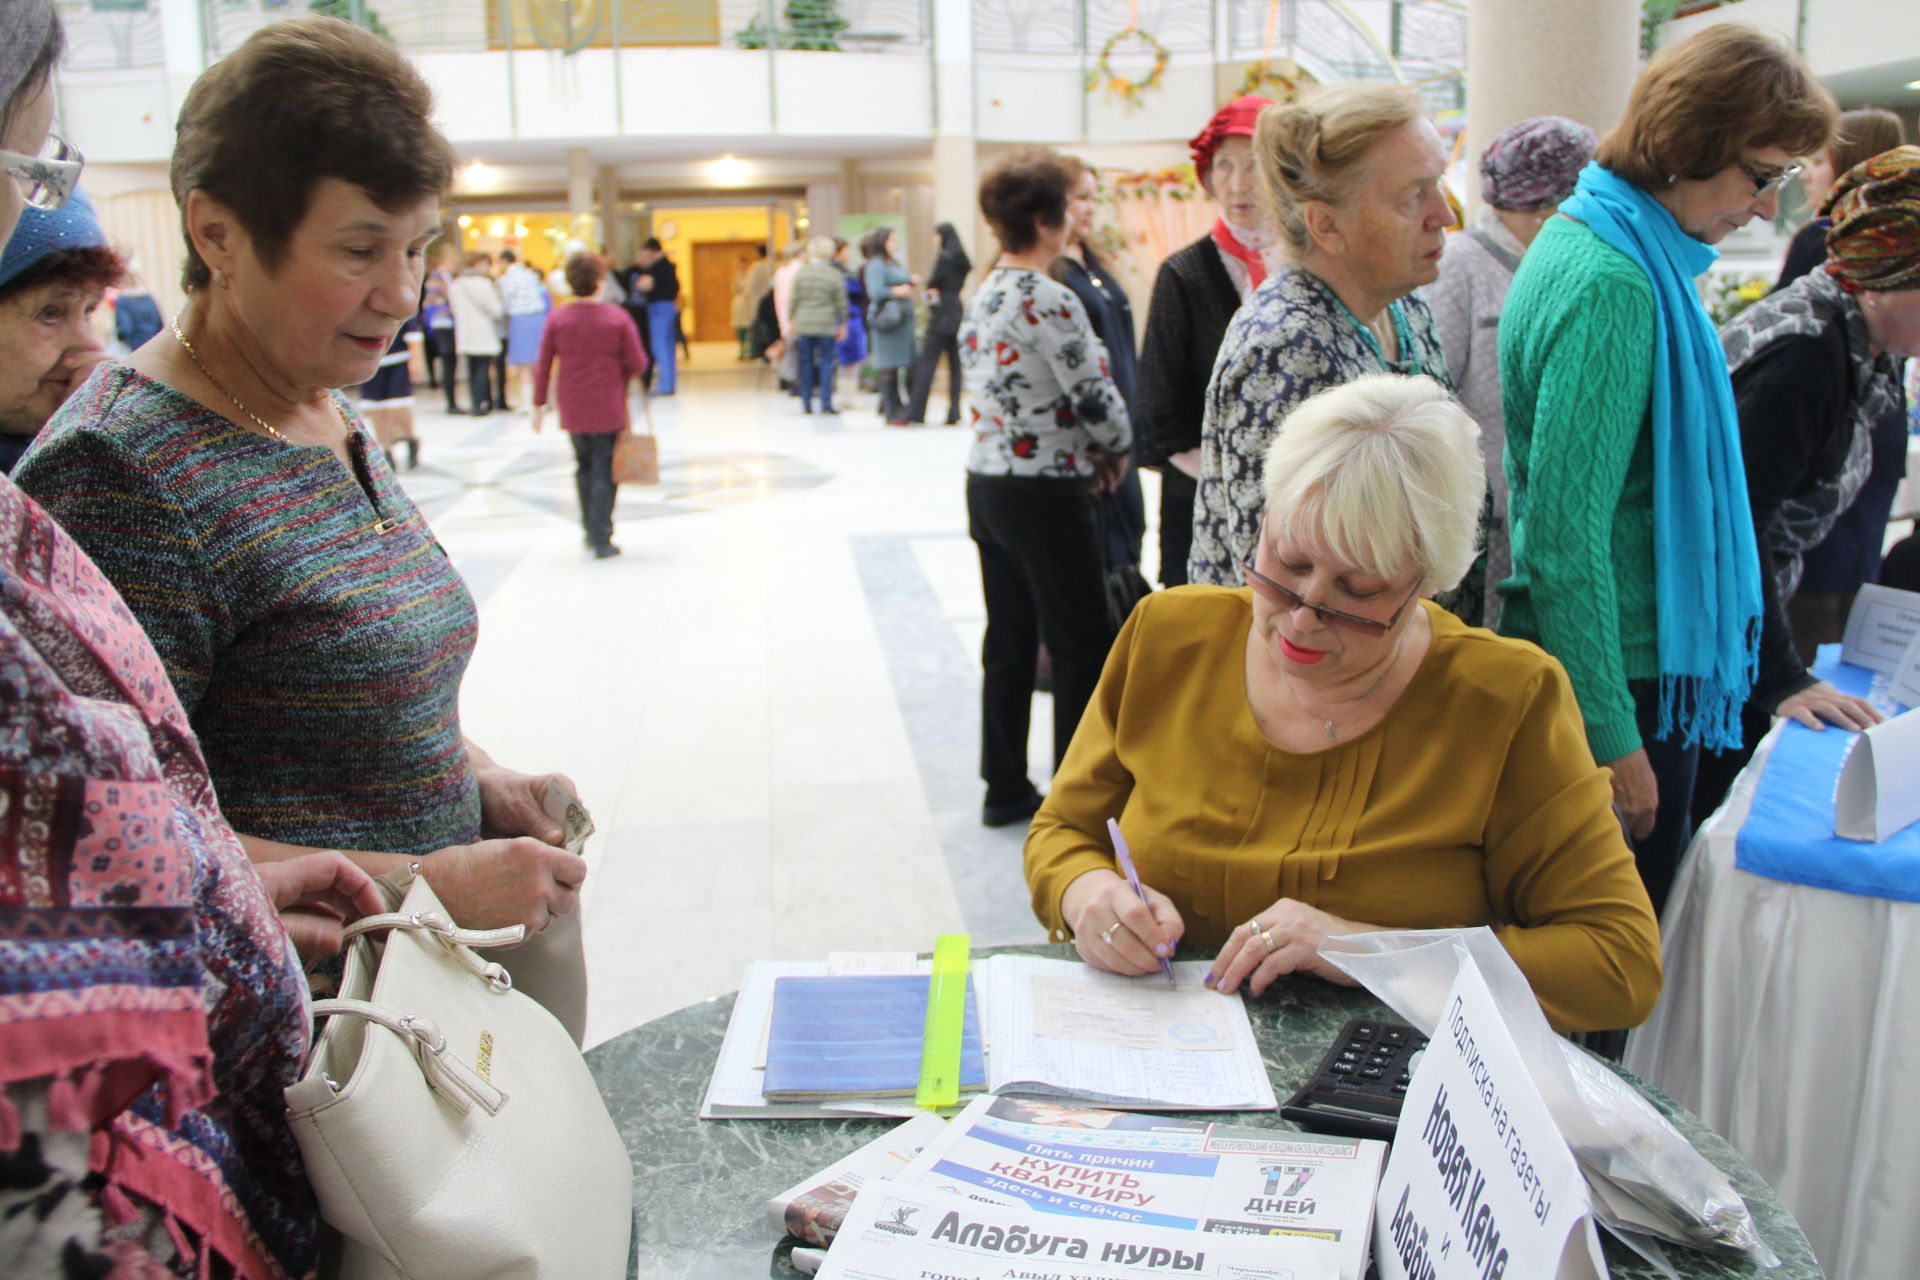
[691,241,762,343]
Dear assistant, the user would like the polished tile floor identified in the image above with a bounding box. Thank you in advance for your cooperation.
[395,343,1163,1047]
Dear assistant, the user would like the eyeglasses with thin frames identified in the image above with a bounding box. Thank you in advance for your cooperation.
[1735,158,1803,200]
[1242,559,1422,635]
[1,133,84,212]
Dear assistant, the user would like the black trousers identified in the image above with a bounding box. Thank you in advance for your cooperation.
[906,303,963,423]
[493,338,509,408]
[1156,465,1197,587]
[466,355,495,413]
[966,473,1117,802]
[876,367,908,421]
[427,328,457,404]
[570,432,617,549]
[1626,678,1703,922]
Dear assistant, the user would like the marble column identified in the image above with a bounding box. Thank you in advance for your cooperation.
[566,146,594,249]
[1464,0,1639,212]
[931,0,983,267]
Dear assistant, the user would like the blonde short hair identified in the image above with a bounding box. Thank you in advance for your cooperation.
[1261,375,1483,591]
[1254,83,1426,256]
[807,235,836,260]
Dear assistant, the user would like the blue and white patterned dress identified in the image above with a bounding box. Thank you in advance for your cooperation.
[1187,266,1451,587]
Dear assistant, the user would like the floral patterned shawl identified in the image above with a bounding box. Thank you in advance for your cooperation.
[0,475,315,1279]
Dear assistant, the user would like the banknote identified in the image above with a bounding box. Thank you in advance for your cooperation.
[541,779,595,855]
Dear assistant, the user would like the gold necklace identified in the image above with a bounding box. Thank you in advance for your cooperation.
[1279,639,1405,743]
[170,315,348,445]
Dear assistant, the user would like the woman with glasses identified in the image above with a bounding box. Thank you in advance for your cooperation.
[1690,146,1920,821]
[1496,24,1836,917]
[1024,375,1660,1035]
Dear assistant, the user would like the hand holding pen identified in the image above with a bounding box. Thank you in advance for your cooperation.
[1058,822,1186,982]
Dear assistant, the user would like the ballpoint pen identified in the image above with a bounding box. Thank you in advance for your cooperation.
[1106,818,1176,988]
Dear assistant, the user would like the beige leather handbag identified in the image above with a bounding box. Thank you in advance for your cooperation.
[285,875,632,1279]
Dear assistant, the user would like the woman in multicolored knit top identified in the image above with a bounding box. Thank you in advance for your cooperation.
[1496,25,1836,916]
[15,17,586,938]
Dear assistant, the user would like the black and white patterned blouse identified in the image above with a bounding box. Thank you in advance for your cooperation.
[1188,266,1452,586]
[961,266,1132,478]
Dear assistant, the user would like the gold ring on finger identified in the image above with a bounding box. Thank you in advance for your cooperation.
[1259,928,1277,953]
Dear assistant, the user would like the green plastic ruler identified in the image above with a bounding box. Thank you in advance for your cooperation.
[915,933,972,1110]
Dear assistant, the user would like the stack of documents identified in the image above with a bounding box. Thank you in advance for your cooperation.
[700,952,1275,1120]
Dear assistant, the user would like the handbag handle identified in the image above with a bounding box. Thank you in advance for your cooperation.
[343,911,526,992]
[310,997,509,1117]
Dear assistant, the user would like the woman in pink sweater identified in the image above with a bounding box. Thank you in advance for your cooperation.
[532,253,649,558]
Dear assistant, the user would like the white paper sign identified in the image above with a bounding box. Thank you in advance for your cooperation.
[1374,958,1602,1280]
[1835,708,1920,842]
[1840,583,1920,674]
[1892,629,1920,711]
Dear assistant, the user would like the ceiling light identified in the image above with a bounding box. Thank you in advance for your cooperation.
[709,155,751,186]
[461,161,502,193]
[457,214,472,227]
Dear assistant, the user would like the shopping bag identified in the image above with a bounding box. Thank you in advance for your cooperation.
[612,431,657,485]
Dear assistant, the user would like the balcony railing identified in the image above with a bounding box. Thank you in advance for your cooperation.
[201,0,928,60]
[59,0,166,70]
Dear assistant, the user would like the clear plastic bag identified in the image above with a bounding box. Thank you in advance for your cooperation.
[1319,928,1777,1270]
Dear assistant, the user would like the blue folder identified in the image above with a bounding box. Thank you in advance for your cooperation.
[1735,652,1920,903]
[762,974,986,1100]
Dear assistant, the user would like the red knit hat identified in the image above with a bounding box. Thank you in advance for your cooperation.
[1190,96,1275,181]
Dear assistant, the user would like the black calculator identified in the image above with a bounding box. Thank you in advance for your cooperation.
[1280,1017,1429,1142]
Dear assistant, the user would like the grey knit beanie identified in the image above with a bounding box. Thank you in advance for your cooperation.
[2,0,61,126]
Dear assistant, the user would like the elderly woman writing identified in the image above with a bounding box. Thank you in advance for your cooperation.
[1026,375,1661,1034]
[16,17,585,938]
[1496,24,1837,914]
[1187,86,1459,612]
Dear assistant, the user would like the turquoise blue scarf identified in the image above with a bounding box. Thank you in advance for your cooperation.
[1560,163,1761,751]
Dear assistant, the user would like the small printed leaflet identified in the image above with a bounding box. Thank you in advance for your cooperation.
[815,1178,1340,1280]
[767,1113,950,1246]
[1373,957,1602,1280]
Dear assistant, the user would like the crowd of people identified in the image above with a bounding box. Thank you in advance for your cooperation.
[3,0,1918,1272]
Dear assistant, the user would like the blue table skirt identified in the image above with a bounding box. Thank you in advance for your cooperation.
[1734,651,1920,903]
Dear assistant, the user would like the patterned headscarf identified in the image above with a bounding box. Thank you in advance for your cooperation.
[1824,144,1920,292]
[1480,116,1597,212]
[1190,96,1274,182]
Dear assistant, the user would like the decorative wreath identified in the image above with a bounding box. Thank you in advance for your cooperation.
[1085,26,1171,111]
[1239,57,1310,103]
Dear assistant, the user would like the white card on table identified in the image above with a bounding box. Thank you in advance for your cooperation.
[1840,583,1920,674]
[1891,629,1920,711]
[1835,707,1920,842]
[1374,956,1602,1280]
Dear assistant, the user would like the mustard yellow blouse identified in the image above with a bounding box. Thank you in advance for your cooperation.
[1024,588,1661,1033]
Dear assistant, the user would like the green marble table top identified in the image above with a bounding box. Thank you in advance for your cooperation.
[586,945,1820,1279]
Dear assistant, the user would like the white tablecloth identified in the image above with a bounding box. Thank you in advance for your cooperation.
[1625,725,1920,1280]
